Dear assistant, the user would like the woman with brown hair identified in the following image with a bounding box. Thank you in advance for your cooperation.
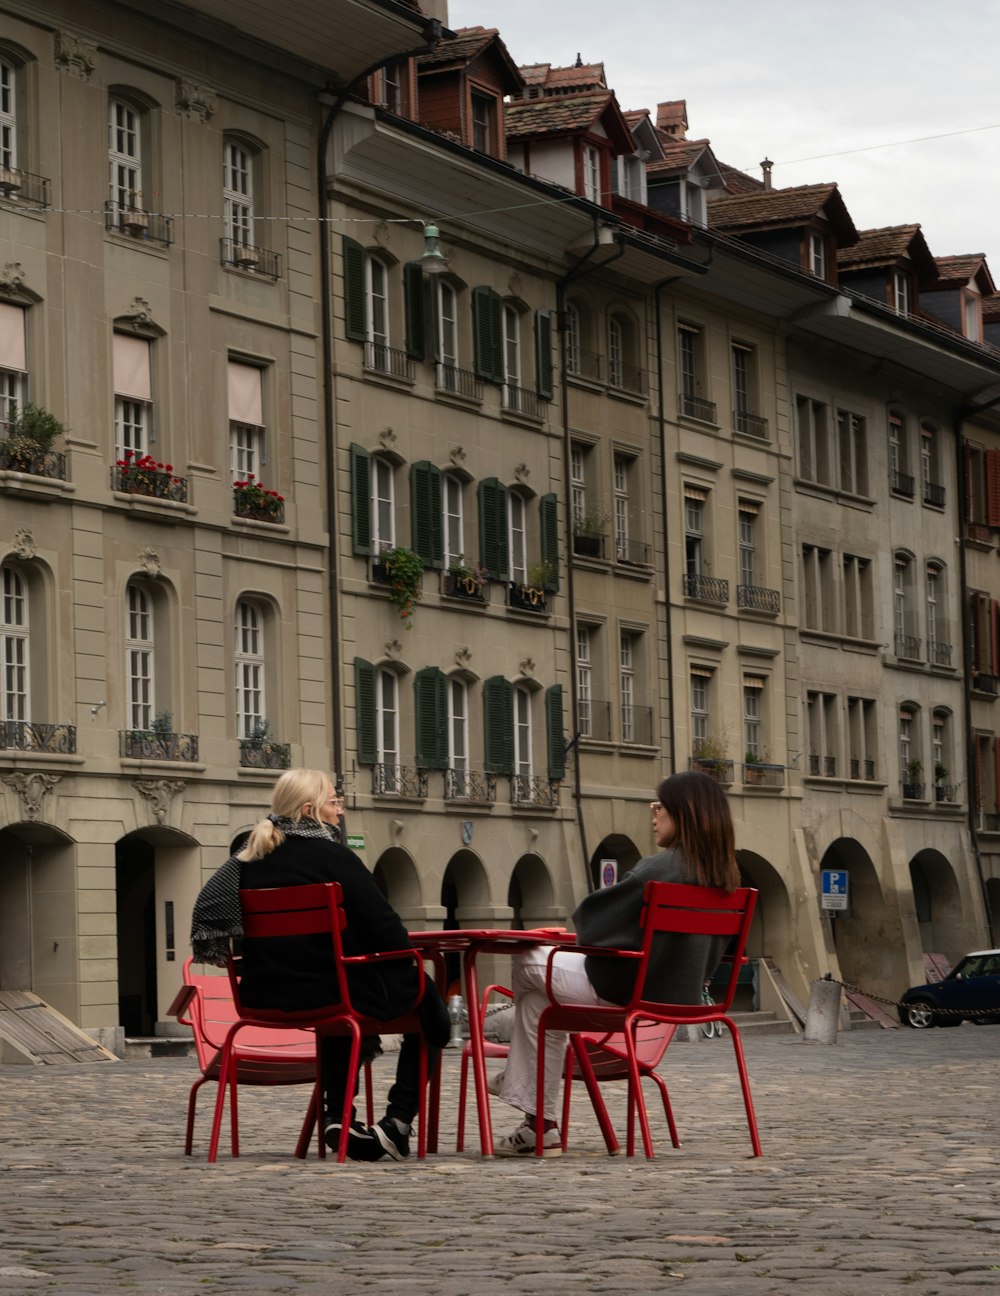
[493,770,739,1156]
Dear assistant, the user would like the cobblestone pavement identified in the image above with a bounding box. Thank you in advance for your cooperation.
[1,1024,998,1295]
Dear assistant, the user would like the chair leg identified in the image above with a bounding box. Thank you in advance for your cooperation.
[560,1048,573,1152]
[647,1070,680,1148]
[428,1051,442,1155]
[415,1041,428,1159]
[363,1061,375,1127]
[335,1026,363,1164]
[726,1020,763,1157]
[571,1036,619,1155]
[456,1044,470,1152]
[185,1077,206,1156]
[207,1027,241,1163]
[535,1021,548,1157]
[623,1020,655,1159]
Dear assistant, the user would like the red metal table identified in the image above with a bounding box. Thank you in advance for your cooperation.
[410,927,575,1155]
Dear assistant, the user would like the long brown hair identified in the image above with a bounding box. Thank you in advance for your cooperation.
[656,770,738,890]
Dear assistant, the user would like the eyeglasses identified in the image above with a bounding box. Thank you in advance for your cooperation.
[649,802,666,815]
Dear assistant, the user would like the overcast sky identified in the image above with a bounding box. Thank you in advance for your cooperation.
[446,0,1000,278]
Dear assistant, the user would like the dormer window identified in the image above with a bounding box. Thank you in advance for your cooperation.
[583,146,600,202]
[893,271,910,316]
[964,293,982,342]
[809,233,826,279]
[472,93,494,152]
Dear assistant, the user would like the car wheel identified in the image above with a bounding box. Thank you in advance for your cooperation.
[903,999,936,1028]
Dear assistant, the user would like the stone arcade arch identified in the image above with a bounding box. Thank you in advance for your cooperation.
[821,837,907,998]
[734,849,792,964]
[587,833,642,890]
[0,821,76,1018]
[908,849,967,960]
[372,846,426,925]
[115,825,198,1035]
[507,853,558,929]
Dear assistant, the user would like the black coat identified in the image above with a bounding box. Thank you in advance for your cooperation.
[237,835,419,1020]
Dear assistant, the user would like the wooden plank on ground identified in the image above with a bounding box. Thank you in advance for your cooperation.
[844,988,899,1029]
[923,952,952,983]
[760,957,807,1027]
[0,992,116,1063]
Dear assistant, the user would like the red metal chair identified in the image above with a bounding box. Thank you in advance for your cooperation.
[205,882,435,1163]
[454,988,679,1155]
[534,881,760,1158]
[171,958,374,1160]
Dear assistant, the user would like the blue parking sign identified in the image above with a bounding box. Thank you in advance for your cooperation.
[821,869,849,911]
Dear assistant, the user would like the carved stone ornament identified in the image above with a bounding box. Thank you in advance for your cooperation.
[373,221,391,249]
[2,772,60,822]
[127,297,154,327]
[514,462,530,484]
[176,78,217,124]
[55,31,98,80]
[519,657,536,677]
[378,426,397,451]
[449,445,467,468]
[508,273,524,300]
[384,638,402,659]
[0,262,25,293]
[454,645,472,667]
[12,528,37,559]
[137,547,161,577]
[133,778,185,826]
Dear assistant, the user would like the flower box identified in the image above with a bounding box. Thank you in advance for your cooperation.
[233,478,284,522]
[113,453,188,502]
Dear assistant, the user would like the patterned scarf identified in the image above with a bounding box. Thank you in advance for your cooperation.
[190,815,340,965]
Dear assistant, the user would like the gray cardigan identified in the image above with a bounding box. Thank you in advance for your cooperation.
[572,849,727,1006]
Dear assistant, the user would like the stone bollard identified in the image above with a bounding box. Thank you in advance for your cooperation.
[804,976,841,1044]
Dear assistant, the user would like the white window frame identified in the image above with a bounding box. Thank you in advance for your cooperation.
[743,680,762,760]
[509,491,527,584]
[565,305,581,376]
[738,507,757,588]
[684,496,704,577]
[514,683,532,778]
[613,454,631,560]
[690,670,710,749]
[126,584,154,731]
[376,668,399,786]
[570,444,587,528]
[437,280,458,371]
[471,93,493,153]
[893,270,909,315]
[503,304,520,388]
[223,140,253,251]
[0,366,23,431]
[234,600,265,739]
[619,631,634,744]
[809,232,826,278]
[372,457,395,553]
[115,397,149,460]
[1,563,28,722]
[108,97,142,215]
[583,145,600,202]
[366,255,390,351]
[577,624,592,737]
[608,316,624,388]
[0,60,16,171]
[732,342,752,415]
[230,422,264,483]
[443,472,464,567]
[448,677,468,782]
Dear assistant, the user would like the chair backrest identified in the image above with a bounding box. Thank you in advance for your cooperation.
[180,957,315,1072]
[234,881,352,1012]
[635,881,758,1014]
[571,1020,676,1079]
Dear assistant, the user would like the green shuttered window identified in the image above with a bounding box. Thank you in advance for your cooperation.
[414,666,448,768]
[483,675,514,774]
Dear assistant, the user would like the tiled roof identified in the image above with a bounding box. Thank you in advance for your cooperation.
[647,138,713,173]
[982,295,1000,323]
[715,162,765,195]
[505,90,616,139]
[837,225,937,280]
[544,62,606,90]
[519,63,550,86]
[708,182,858,244]
[931,254,989,284]
[656,100,688,135]
[416,26,497,68]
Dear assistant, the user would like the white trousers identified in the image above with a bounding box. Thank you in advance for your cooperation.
[498,947,613,1123]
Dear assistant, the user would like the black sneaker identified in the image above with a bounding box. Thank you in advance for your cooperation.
[372,1115,411,1161]
[324,1118,382,1161]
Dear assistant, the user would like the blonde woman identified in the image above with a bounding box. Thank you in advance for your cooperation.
[191,769,449,1161]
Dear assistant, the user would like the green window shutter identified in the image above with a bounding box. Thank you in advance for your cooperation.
[483,675,514,774]
[404,262,426,360]
[539,493,559,591]
[478,477,509,580]
[343,236,367,342]
[535,310,553,400]
[350,443,372,555]
[354,657,377,765]
[473,285,503,382]
[426,276,441,362]
[545,684,565,781]
[410,460,443,568]
[414,666,448,769]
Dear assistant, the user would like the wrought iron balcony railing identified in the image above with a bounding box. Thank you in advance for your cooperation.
[849,758,876,781]
[443,769,497,803]
[510,775,560,808]
[894,632,922,661]
[364,342,415,380]
[615,537,652,567]
[972,671,999,697]
[220,237,281,278]
[105,202,174,247]
[372,763,428,798]
[678,393,717,422]
[742,762,785,788]
[923,480,945,507]
[573,530,608,560]
[737,584,780,614]
[0,439,67,480]
[442,569,489,604]
[808,754,837,777]
[577,699,611,741]
[121,730,199,761]
[890,468,915,497]
[565,348,603,381]
[502,383,546,419]
[688,757,734,784]
[435,364,483,400]
[901,780,926,800]
[608,362,645,396]
[508,581,548,613]
[683,572,729,604]
[620,705,653,746]
[0,165,50,208]
[733,409,769,439]
[0,720,76,753]
[928,640,952,667]
[112,462,189,503]
[239,741,292,769]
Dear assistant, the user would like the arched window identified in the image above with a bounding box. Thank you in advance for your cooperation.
[223,138,253,252]
[0,57,17,171]
[1,561,28,722]
[106,93,167,243]
[376,667,399,789]
[234,600,266,739]
[899,704,922,797]
[926,562,949,666]
[125,582,155,731]
[514,683,532,779]
[372,454,396,553]
[893,553,918,660]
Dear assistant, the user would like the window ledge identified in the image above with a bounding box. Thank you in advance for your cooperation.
[792,477,876,510]
[0,471,75,499]
[499,405,547,429]
[617,742,660,757]
[119,758,207,773]
[677,412,721,431]
[612,560,653,581]
[232,515,291,536]
[433,385,483,410]
[0,750,85,767]
[606,386,647,407]
[566,373,605,394]
[963,535,995,553]
[362,367,415,392]
[105,230,170,257]
[112,491,197,517]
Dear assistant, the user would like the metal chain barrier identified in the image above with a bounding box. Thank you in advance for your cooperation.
[820,972,1000,1018]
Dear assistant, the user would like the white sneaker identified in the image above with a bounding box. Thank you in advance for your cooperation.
[493,1121,562,1157]
[486,1069,505,1097]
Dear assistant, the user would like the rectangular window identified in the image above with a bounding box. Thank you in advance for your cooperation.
[449,679,468,777]
[376,669,399,784]
[689,668,711,749]
[577,624,592,737]
[114,333,151,458]
[228,361,265,481]
[837,408,868,496]
[619,632,635,744]
[570,442,588,528]
[613,454,633,561]
[234,601,264,739]
[0,61,15,170]
[515,685,532,778]
[809,232,826,278]
[444,473,464,566]
[583,146,600,201]
[367,256,389,349]
[893,270,909,315]
[0,565,28,722]
[471,93,494,152]
[678,325,713,420]
[731,341,759,427]
[503,304,520,387]
[126,585,154,731]
[509,492,527,583]
[223,142,253,249]
[801,544,835,632]
[964,295,981,342]
[807,690,838,776]
[842,554,873,640]
[847,696,877,780]
[796,395,831,485]
[743,675,764,760]
[372,458,395,553]
[108,98,141,216]
[0,302,26,429]
[684,491,704,578]
[438,280,458,371]
[738,504,757,588]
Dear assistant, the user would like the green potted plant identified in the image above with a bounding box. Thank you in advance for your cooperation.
[233,474,285,522]
[903,759,923,798]
[0,402,65,476]
[375,546,424,627]
[934,762,949,802]
[572,507,610,558]
[692,737,731,781]
[446,555,488,601]
[744,749,764,784]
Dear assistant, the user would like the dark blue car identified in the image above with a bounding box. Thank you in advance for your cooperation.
[899,949,1000,1028]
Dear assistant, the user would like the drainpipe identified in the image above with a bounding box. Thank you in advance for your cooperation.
[317,23,443,792]
[954,391,1000,944]
[556,224,626,886]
